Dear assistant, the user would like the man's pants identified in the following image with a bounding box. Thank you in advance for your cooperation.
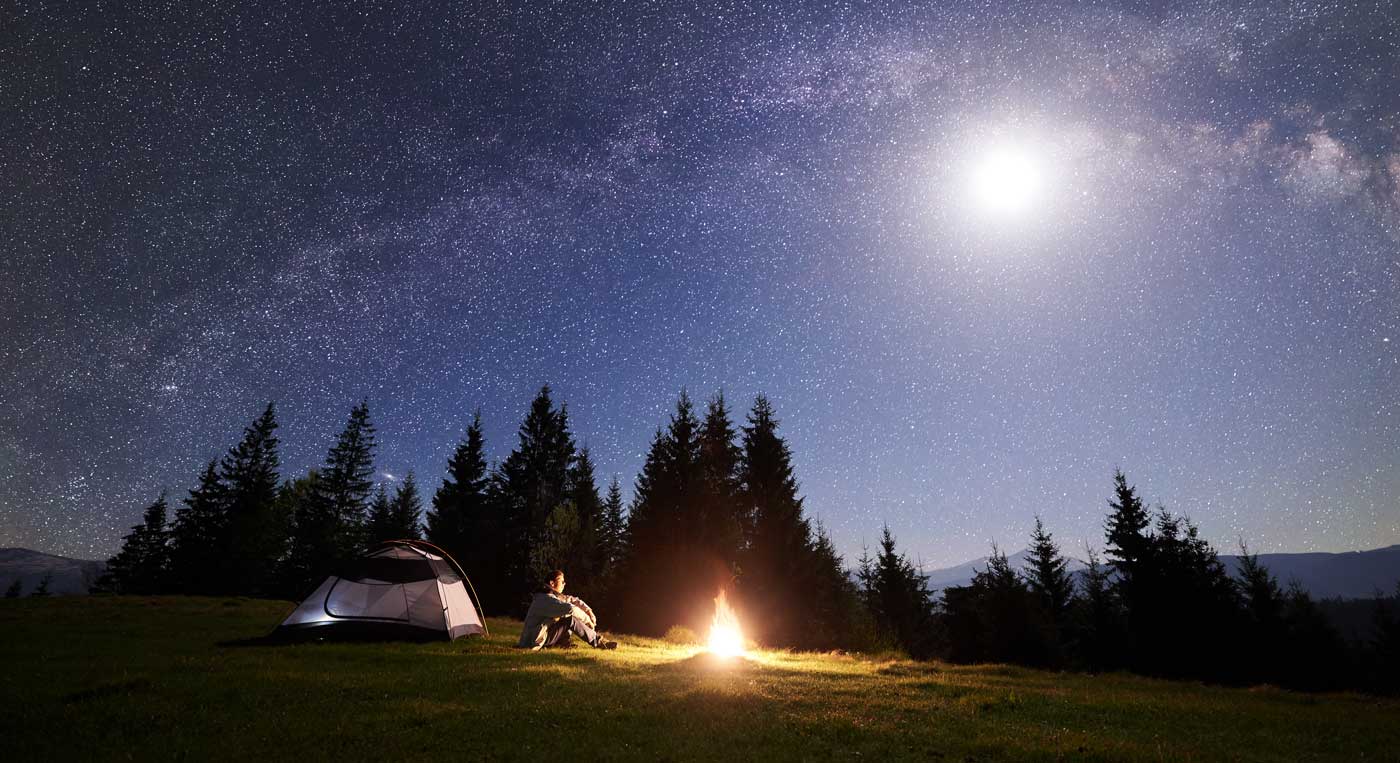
[542,615,602,648]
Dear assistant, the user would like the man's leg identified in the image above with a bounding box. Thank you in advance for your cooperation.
[542,616,574,647]
[567,615,603,647]
[568,616,617,649]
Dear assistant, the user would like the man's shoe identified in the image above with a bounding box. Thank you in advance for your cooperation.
[598,639,618,650]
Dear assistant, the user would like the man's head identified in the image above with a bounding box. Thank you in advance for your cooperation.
[546,569,566,594]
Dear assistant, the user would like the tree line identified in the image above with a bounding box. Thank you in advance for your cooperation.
[94,390,1398,693]
[857,470,1400,694]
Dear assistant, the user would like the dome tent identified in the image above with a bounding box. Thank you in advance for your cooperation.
[275,540,487,642]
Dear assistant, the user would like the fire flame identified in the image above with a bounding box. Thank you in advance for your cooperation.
[708,589,745,657]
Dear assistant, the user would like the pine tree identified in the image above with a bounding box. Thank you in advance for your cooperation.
[4,579,20,598]
[696,392,745,576]
[563,448,604,597]
[944,545,1047,665]
[1073,544,1119,670]
[96,494,172,595]
[738,395,813,646]
[598,476,626,573]
[496,386,575,611]
[270,470,321,598]
[612,393,706,635]
[169,461,227,594]
[427,412,492,594]
[862,526,935,657]
[1104,469,1152,584]
[365,484,394,544]
[286,402,376,593]
[1025,516,1074,623]
[218,403,284,595]
[390,472,424,540]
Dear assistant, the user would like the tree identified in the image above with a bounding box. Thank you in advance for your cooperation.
[1235,542,1285,681]
[737,395,813,646]
[30,573,53,597]
[427,412,494,598]
[218,403,284,595]
[860,526,936,657]
[4,579,21,598]
[943,545,1049,665]
[1104,469,1152,586]
[612,392,706,635]
[390,472,424,540]
[95,494,172,595]
[1024,516,1074,627]
[696,392,745,563]
[1072,544,1120,670]
[562,448,604,598]
[496,386,576,612]
[168,461,227,594]
[365,484,394,544]
[285,402,377,594]
[597,476,626,574]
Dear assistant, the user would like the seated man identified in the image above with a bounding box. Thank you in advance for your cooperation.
[517,569,618,650]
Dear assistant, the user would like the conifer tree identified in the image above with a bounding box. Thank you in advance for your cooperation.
[496,386,575,611]
[270,470,320,598]
[428,412,492,590]
[366,484,394,544]
[1104,469,1152,585]
[944,545,1047,665]
[598,476,626,572]
[1073,544,1119,669]
[860,526,936,656]
[1025,516,1074,624]
[96,494,172,595]
[738,395,813,645]
[168,461,227,594]
[563,448,604,596]
[286,402,376,593]
[697,392,745,572]
[4,579,20,598]
[218,403,284,595]
[612,393,705,634]
[390,471,424,540]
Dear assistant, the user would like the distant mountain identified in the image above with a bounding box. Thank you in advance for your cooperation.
[1219,545,1400,600]
[0,548,106,596]
[922,544,1400,601]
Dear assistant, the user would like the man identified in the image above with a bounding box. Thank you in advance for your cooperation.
[517,569,618,650]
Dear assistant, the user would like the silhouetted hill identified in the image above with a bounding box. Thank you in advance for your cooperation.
[0,548,105,596]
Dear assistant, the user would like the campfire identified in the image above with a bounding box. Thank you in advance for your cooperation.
[707,589,745,657]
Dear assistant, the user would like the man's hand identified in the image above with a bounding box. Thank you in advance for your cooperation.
[572,605,595,628]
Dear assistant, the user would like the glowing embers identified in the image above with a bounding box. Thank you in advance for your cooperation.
[707,589,745,658]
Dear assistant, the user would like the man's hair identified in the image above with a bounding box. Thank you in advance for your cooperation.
[545,569,565,588]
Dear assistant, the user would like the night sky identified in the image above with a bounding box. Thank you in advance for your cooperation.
[3,1,1397,567]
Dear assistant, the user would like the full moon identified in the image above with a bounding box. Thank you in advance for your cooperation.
[969,147,1042,216]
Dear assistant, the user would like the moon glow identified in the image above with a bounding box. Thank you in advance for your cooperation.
[969,147,1042,216]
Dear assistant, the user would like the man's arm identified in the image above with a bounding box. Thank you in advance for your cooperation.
[566,596,597,627]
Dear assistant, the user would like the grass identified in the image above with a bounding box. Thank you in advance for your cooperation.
[2,596,1395,761]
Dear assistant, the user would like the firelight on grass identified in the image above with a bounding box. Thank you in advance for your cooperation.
[708,590,745,658]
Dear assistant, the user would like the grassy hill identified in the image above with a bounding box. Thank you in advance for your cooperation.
[2,597,1395,761]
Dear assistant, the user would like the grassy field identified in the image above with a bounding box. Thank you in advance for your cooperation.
[2,597,1395,761]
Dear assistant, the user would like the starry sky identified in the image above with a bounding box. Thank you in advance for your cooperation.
[3,0,1397,567]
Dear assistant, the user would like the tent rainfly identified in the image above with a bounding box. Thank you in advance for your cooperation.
[275,540,487,642]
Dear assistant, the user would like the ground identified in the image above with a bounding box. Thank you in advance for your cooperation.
[1,596,1395,761]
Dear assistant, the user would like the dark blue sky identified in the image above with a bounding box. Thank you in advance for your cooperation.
[3,0,1397,566]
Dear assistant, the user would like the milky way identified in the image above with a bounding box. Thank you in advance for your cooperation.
[3,1,1397,566]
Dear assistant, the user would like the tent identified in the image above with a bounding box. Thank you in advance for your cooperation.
[275,540,488,642]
